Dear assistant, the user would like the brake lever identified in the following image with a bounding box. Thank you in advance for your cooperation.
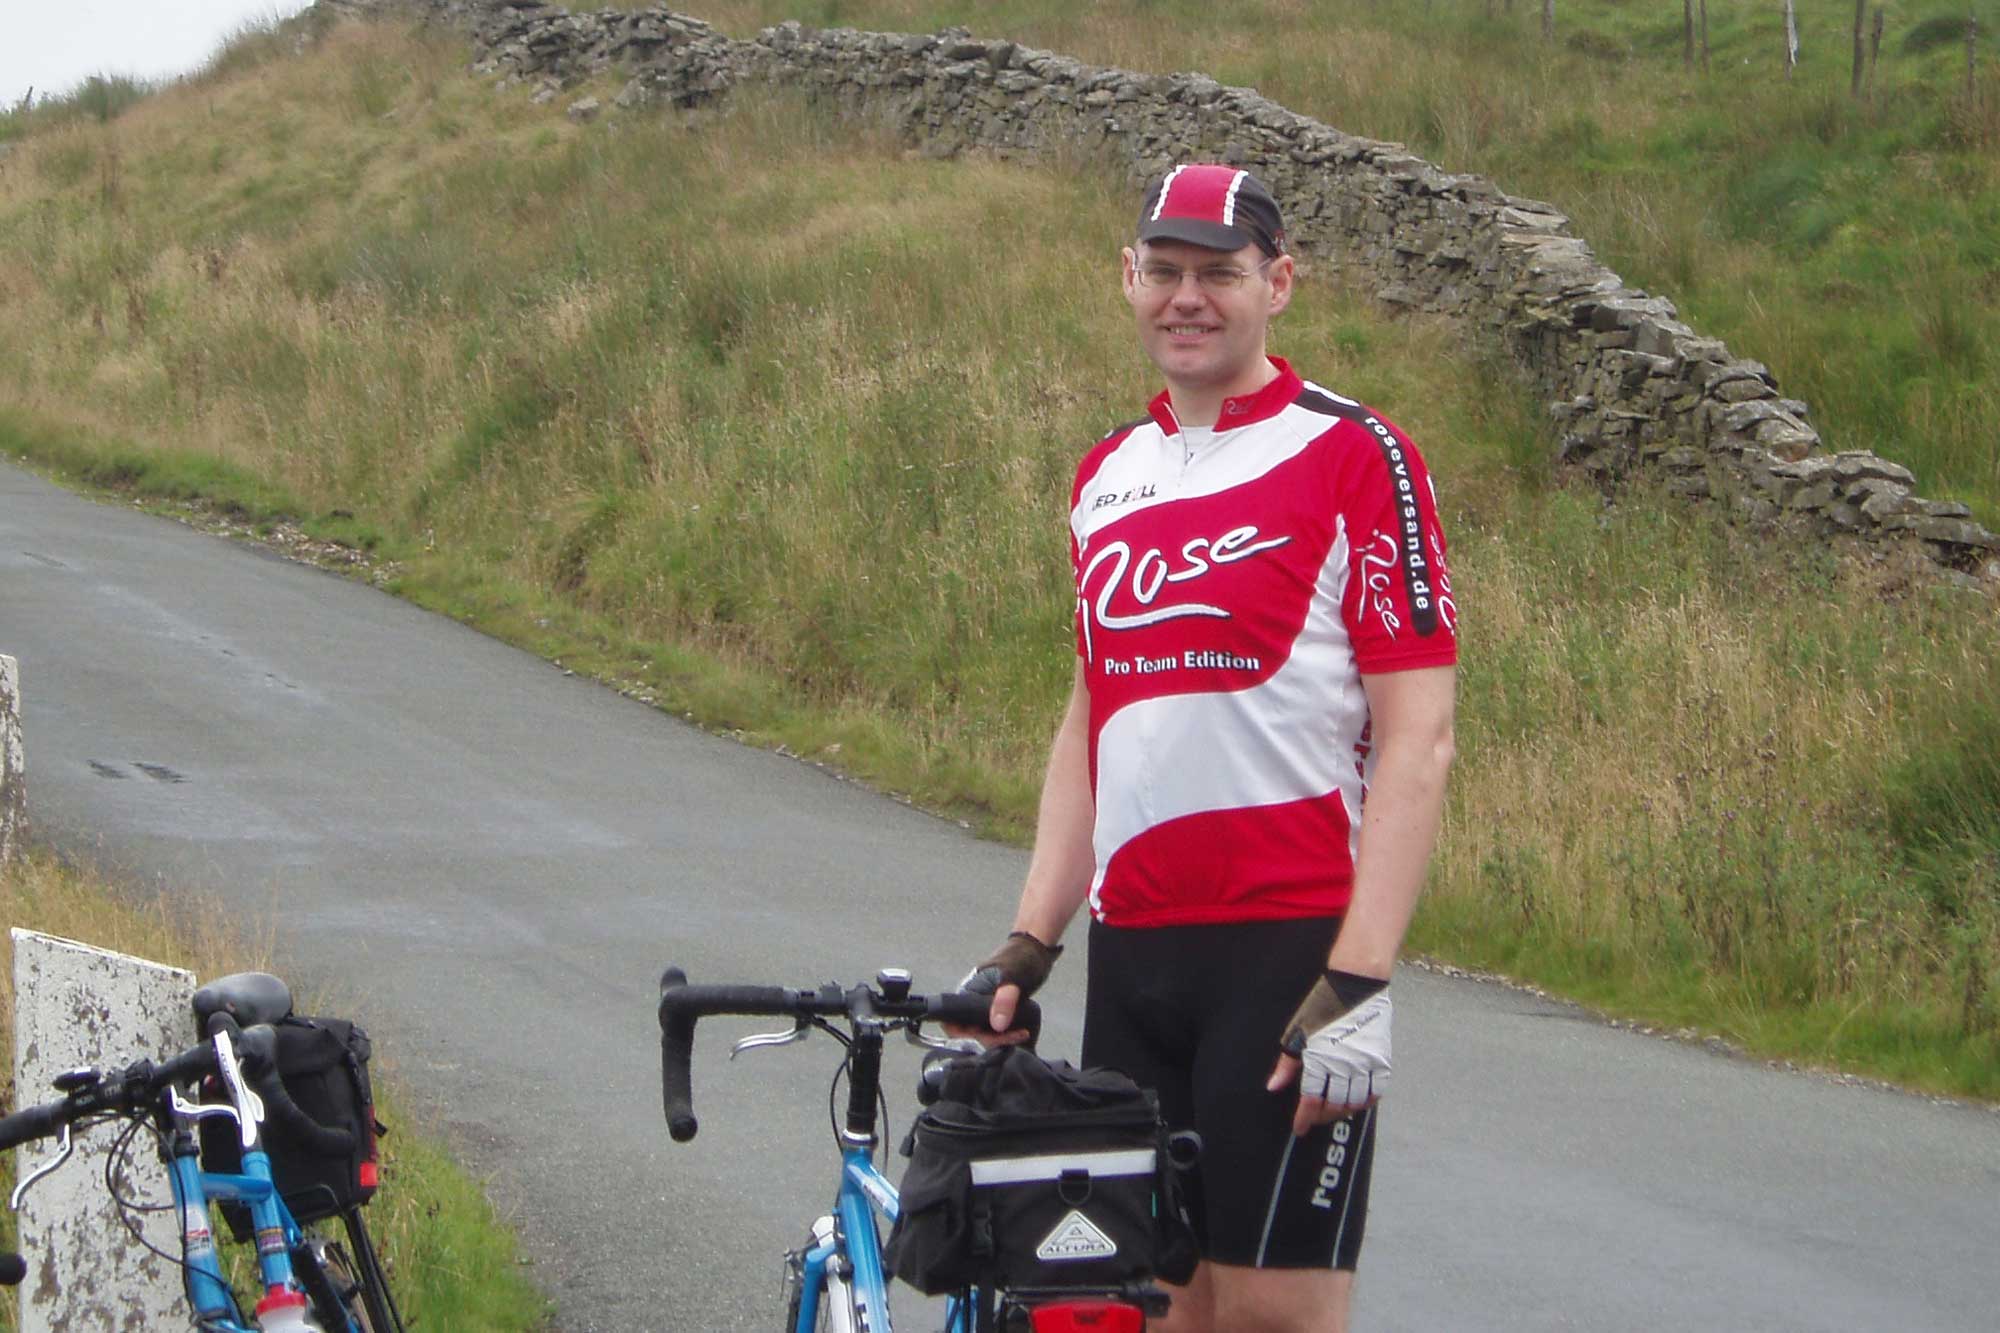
[167,1085,263,1129]
[730,1019,812,1060]
[9,1124,74,1210]
[206,1028,263,1150]
[904,1025,983,1054]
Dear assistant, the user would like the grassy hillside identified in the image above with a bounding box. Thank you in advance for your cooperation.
[0,6,1995,1101]
[650,0,2000,526]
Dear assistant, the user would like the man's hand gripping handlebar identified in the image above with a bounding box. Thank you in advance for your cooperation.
[947,930,1062,1048]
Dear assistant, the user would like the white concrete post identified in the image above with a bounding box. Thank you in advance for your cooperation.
[0,654,22,863]
[11,930,196,1332]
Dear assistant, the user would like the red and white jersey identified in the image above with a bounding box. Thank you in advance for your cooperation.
[1070,358,1457,927]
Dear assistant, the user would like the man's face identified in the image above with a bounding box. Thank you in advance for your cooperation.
[1122,238,1294,401]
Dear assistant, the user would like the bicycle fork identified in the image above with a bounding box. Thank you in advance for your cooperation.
[788,1213,880,1333]
[785,1215,846,1333]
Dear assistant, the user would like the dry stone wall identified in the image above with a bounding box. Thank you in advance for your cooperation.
[335,0,2000,582]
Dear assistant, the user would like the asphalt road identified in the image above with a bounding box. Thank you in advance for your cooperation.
[5,457,1998,1331]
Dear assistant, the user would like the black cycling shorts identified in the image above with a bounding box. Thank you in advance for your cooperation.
[1081,916,1375,1271]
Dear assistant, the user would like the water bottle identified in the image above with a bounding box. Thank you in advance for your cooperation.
[254,1287,323,1332]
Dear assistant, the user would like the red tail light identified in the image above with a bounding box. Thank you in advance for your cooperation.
[1028,1301,1145,1333]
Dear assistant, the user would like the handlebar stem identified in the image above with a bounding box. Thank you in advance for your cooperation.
[842,986,887,1148]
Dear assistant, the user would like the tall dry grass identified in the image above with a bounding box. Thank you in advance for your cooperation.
[591,0,2000,522]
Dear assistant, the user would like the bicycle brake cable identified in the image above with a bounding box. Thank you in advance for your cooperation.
[827,1050,847,1150]
[104,1109,239,1307]
[823,1037,896,1167]
[106,1115,187,1263]
[105,1113,174,1213]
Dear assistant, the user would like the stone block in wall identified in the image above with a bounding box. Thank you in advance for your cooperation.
[1171,73,1222,103]
[1917,498,1974,519]
[1700,357,1774,391]
[1499,203,1568,231]
[1711,377,1776,403]
[1499,236,1599,298]
[1369,151,1430,178]
[1715,398,1801,436]
[1674,336,1731,369]
[1850,479,1916,521]
[1606,350,1676,390]
[1633,317,1695,360]
[1762,456,1840,503]
[1756,424,1818,461]
[1879,515,2000,551]
[1449,174,1507,202]
[1828,452,1916,487]
[1586,293,1679,333]
[1601,413,1648,444]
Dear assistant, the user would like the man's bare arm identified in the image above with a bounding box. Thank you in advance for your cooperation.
[1327,664,1457,979]
[1269,664,1456,1130]
[981,660,1096,1035]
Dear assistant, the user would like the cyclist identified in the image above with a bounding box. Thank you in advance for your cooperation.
[959,164,1458,1333]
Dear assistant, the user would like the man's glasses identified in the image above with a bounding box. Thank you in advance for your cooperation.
[1133,257,1276,291]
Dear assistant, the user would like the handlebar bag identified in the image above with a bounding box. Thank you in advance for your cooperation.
[885,1045,1196,1295]
[197,1015,384,1240]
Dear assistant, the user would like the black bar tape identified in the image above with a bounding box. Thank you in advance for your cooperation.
[655,969,801,1143]
[0,1102,67,1152]
[928,992,1042,1045]
[253,1069,355,1157]
[658,967,701,1142]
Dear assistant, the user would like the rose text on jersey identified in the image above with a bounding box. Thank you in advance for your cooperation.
[1076,522,1293,661]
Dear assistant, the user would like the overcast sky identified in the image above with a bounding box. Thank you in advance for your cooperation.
[2,1,315,110]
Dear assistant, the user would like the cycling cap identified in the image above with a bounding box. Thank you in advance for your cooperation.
[1136,164,1287,257]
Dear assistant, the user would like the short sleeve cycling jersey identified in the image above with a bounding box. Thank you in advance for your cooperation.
[1070,357,1458,927]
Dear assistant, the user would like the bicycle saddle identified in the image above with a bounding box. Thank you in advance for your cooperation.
[192,972,294,1030]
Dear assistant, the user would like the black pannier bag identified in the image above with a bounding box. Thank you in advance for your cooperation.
[198,1015,384,1240]
[885,1045,1197,1295]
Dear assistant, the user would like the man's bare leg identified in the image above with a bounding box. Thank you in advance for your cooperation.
[1155,1261,1352,1333]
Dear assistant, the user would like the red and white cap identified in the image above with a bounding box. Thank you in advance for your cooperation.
[1136,164,1287,257]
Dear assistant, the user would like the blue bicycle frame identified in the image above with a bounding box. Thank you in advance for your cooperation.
[5,998,389,1333]
[789,1143,979,1333]
[165,1129,350,1331]
[161,1032,368,1320]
